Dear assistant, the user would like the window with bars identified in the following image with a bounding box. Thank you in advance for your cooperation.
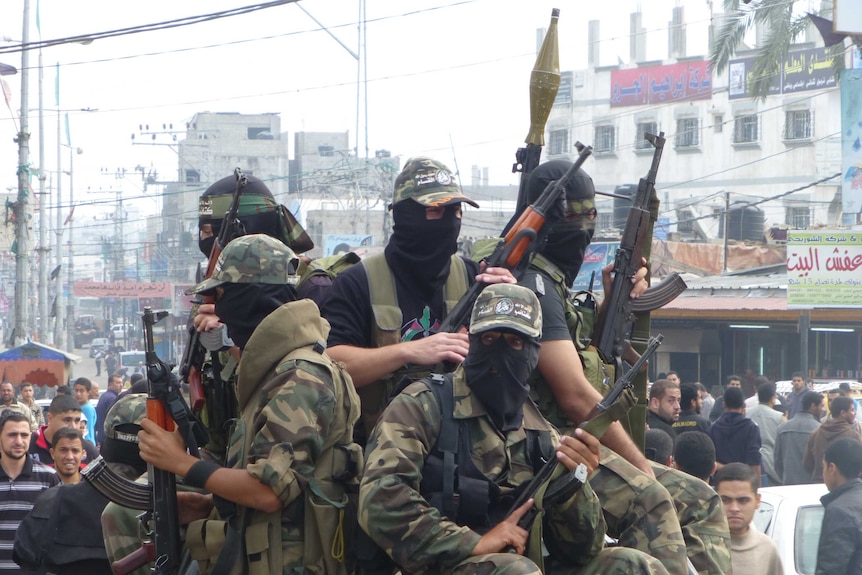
[733,114,759,143]
[786,206,810,229]
[675,118,700,148]
[635,121,657,149]
[677,208,694,234]
[594,125,616,153]
[549,129,570,155]
[597,210,612,230]
[784,110,812,141]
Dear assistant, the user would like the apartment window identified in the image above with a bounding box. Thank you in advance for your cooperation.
[597,211,612,231]
[635,121,657,149]
[549,129,570,155]
[675,118,700,148]
[786,206,811,229]
[714,114,724,134]
[784,110,812,141]
[318,145,334,157]
[594,125,616,153]
[184,169,200,184]
[677,208,694,234]
[733,114,759,144]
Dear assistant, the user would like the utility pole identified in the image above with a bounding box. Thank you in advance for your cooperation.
[37,46,48,344]
[14,0,32,346]
[54,112,64,349]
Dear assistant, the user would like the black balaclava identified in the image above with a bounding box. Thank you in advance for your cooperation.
[214,283,294,350]
[198,175,279,257]
[385,200,462,295]
[462,332,541,432]
[524,160,597,285]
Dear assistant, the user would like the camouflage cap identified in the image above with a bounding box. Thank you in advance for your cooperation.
[469,284,542,338]
[186,233,298,295]
[103,393,147,443]
[391,157,479,209]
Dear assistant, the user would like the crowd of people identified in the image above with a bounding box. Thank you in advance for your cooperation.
[1,160,860,575]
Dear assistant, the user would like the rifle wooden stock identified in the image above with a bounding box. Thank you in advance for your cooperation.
[112,542,155,575]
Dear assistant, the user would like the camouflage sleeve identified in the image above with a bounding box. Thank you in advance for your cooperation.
[245,367,336,506]
[101,501,151,575]
[544,478,607,567]
[359,387,481,573]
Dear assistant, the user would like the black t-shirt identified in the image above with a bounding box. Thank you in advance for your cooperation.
[519,269,571,342]
[322,255,479,349]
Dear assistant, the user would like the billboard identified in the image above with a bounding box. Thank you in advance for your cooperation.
[729,47,837,100]
[840,70,862,214]
[786,231,862,308]
[572,242,620,291]
[610,61,711,107]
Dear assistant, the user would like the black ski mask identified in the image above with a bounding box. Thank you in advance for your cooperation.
[214,283,294,350]
[462,332,541,432]
[525,160,597,285]
[385,200,462,294]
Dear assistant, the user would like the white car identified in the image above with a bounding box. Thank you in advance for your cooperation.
[754,483,828,575]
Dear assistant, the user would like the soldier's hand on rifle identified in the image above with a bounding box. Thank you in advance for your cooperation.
[556,428,600,474]
[404,332,470,365]
[193,303,223,332]
[178,491,214,524]
[471,498,533,556]
[475,264,517,285]
[601,258,649,299]
[138,418,196,476]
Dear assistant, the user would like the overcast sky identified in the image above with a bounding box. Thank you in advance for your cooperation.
[0,0,712,220]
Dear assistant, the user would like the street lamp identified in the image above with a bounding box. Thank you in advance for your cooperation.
[56,144,82,351]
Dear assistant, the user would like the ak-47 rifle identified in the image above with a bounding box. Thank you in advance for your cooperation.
[505,335,663,547]
[439,143,592,334]
[513,8,560,215]
[594,133,686,372]
[179,168,248,435]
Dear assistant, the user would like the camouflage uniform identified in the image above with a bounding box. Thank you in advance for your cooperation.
[1,400,39,432]
[19,396,46,428]
[651,463,732,575]
[359,285,668,575]
[184,234,362,575]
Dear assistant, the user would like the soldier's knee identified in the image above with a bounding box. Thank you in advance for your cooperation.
[453,553,541,575]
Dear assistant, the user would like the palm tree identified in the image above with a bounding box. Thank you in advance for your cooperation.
[710,0,862,101]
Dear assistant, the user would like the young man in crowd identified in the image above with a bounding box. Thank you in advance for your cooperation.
[708,387,762,482]
[49,427,85,485]
[0,381,38,432]
[647,379,681,439]
[17,382,45,428]
[774,391,823,485]
[816,437,862,575]
[72,378,97,445]
[803,396,861,483]
[0,412,59,574]
[714,463,782,575]
[28,395,98,467]
[673,382,711,436]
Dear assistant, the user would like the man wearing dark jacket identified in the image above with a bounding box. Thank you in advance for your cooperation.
[816,437,862,575]
[803,396,862,482]
[708,387,762,484]
[673,382,711,436]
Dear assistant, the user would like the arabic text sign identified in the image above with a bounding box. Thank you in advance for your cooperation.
[786,231,862,309]
[610,61,711,108]
[729,47,837,100]
[573,242,619,291]
[73,281,173,299]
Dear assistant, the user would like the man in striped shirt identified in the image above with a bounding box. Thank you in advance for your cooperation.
[0,411,59,574]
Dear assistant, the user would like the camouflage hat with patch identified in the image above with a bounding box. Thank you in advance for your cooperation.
[469,284,542,339]
[391,157,479,209]
[102,393,147,442]
[100,393,147,470]
[186,233,298,295]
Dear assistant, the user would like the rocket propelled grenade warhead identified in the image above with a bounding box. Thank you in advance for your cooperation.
[526,8,560,146]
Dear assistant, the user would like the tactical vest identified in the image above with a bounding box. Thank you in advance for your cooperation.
[355,253,469,441]
[185,308,363,575]
[527,254,615,429]
[419,374,553,534]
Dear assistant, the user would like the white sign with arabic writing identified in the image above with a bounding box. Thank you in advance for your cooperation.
[786,231,862,309]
